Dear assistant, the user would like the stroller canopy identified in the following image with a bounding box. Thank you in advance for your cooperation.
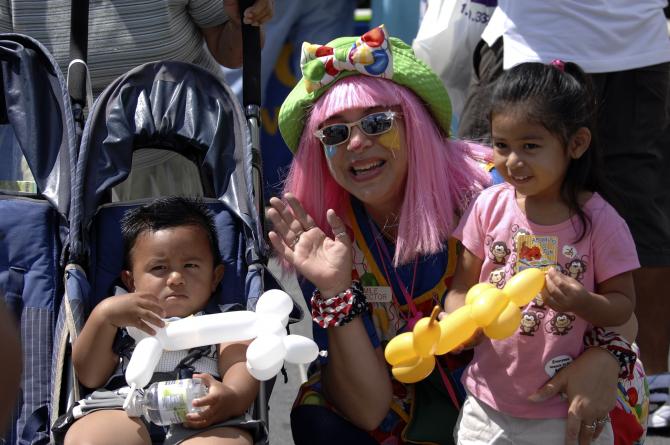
[69,61,261,262]
[0,33,77,217]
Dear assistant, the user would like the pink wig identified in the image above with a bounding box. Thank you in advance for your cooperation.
[283,76,491,265]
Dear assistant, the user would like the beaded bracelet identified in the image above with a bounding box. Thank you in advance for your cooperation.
[583,327,637,379]
[311,280,368,328]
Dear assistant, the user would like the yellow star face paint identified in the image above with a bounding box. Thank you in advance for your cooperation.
[377,125,402,154]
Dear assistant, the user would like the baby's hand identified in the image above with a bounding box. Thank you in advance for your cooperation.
[183,373,228,428]
[96,292,165,335]
[542,268,589,313]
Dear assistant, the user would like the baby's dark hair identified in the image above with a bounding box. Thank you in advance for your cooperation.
[489,61,606,241]
[120,196,222,269]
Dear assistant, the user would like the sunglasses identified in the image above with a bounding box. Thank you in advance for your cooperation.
[314,111,398,147]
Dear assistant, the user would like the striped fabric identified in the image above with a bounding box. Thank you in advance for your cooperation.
[0,0,229,96]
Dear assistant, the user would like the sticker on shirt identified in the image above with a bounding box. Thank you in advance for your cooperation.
[562,244,577,259]
[364,286,393,303]
[519,311,545,336]
[514,234,558,273]
[545,312,576,336]
[545,355,574,377]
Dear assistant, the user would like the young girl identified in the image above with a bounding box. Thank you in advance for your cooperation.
[446,61,640,444]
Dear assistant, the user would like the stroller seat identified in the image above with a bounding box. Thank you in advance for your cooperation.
[1,33,78,445]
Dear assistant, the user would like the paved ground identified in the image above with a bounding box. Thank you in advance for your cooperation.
[649,432,670,445]
[266,262,310,445]
[265,261,670,444]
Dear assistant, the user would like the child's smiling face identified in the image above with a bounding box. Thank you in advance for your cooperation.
[122,225,224,318]
[491,110,572,203]
[491,104,590,207]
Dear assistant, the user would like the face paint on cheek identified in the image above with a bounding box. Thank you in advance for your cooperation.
[324,145,338,159]
[377,126,401,155]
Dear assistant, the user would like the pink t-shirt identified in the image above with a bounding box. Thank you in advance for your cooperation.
[454,183,640,418]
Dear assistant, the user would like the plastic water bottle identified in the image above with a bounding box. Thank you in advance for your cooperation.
[124,378,208,425]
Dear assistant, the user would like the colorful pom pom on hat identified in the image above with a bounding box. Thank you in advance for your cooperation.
[278,25,452,152]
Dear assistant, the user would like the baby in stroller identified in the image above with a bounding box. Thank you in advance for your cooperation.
[65,197,263,445]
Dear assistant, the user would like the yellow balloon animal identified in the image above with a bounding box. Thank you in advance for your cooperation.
[384,268,545,383]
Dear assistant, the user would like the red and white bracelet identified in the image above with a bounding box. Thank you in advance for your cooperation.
[311,280,368,328]
[584,327,637,379]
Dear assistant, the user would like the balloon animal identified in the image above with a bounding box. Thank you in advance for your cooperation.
[384,268,545,383]
[124,289,319,390]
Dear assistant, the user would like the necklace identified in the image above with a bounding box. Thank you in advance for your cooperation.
[368,215,422,331]
[381,214,399,241]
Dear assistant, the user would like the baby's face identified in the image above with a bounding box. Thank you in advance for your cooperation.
[124,225,224,318]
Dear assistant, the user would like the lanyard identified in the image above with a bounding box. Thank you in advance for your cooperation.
[369,218,461,408]
[368,215,421,320]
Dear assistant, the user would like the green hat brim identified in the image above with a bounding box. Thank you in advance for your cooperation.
[278,34,452,153]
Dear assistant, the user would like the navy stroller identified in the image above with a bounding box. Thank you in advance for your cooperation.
[0,34,78,444]
[49,59,287,443]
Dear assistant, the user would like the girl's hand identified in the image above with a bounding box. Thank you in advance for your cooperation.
[452,329,485,354]
[96,292,165,335]
[183,373,228,428]
[267,194,353,297]
[542,268,589,313]
[528,347,617,445]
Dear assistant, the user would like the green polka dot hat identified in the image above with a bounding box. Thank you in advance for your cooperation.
[278,25,452,152]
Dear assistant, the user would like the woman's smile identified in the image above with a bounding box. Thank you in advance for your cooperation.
[350,159,387,179]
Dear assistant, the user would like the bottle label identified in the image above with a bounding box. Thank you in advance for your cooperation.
[156,380,192,424]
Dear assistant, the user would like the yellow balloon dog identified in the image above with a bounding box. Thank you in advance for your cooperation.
[384,268,545,383]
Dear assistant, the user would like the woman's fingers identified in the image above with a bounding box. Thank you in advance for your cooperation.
[266,206,291,236]
[592,423,605,440]
[326,209,350,245]
[577,420,597,445]
[268,196,305,242]
[268,231,294,263]
[285,193,317,231]
[266,205,302,249]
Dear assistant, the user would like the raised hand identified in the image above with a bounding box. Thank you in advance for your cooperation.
[96,292,165,335]
[267,194,353,297]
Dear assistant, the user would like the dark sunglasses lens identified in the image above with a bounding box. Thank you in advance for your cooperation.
[361,113,393,135]
[321,125,349,145]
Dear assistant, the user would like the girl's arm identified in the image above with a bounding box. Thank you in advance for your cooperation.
[606,313,637,343]
[543,269,634,327]
[321,318,393,431]
[444,248,484,313]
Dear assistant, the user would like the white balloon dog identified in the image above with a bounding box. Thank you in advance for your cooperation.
[122,289,318,411]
